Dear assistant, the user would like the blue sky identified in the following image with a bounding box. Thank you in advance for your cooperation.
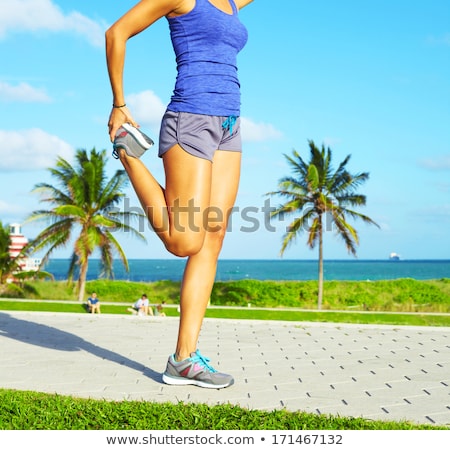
[1,0,449,261]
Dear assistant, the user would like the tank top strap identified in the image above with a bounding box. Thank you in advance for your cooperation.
[201,0,238,15]
[229,0,238,14]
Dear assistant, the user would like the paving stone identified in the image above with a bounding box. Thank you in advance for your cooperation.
[0,311,449,426]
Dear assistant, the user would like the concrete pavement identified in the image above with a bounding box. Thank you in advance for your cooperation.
[0,310,449,426]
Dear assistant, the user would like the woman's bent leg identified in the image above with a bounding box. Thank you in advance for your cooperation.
[118,145,212,256]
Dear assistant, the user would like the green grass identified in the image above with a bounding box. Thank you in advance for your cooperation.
[1,300,449,326]
[204,308,450,326]
[0,389,445,430]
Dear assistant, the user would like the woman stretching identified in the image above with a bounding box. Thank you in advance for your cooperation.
[106,0,253,389]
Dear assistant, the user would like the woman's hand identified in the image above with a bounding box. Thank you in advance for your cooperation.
[108,106,139,142]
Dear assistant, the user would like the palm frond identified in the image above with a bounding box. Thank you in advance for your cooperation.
[101,229,130,275]
[31,183,73,205]
[67,252,78,283]
[306,217,322,249]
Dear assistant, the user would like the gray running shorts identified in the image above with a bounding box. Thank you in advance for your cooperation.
[158,110,242,162]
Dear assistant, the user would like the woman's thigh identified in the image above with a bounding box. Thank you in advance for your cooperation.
[208,150,241,229]
[162,144,213,253]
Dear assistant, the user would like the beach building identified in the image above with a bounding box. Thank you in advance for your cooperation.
[8,223,41,272]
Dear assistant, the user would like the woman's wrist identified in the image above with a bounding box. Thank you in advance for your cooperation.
[113,103,126,108]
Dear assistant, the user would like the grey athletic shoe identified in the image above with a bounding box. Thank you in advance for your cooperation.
[162,350,234,389]
[112,123,154,159]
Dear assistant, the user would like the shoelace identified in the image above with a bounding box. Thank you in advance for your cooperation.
[191,350,217,373]
[222,115,237,135]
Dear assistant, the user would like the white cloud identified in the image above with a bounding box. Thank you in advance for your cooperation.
[127,90,167,132]
[0,128,74,171]
[419,154,450,171]
[0,0,106,47]
[111,91,283,143]
[0,81,51,102]
[240,117,283,143]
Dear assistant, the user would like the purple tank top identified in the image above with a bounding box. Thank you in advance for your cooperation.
[166,0,248,116]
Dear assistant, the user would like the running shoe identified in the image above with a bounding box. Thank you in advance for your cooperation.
[162,350,234,389]
[112,123,154,159]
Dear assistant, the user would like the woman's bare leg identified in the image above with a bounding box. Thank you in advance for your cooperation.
[175,150,241,360]
[118,145,212,256]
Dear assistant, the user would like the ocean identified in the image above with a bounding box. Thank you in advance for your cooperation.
[43,259,450,282]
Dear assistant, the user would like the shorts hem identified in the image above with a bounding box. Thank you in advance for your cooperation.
[158,111,242,161]
[159,142,213,162]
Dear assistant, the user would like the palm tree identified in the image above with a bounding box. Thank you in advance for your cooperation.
[26,148,146,301]
[267,140,379,309]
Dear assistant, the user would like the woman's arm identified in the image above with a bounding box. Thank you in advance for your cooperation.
[106,0,188,141]
[235,0,253,10]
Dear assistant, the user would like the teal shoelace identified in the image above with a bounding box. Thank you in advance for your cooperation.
[191,350,217,373]
[222,116,237,135]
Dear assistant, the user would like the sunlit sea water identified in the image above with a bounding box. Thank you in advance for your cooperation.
[44,259,450,282]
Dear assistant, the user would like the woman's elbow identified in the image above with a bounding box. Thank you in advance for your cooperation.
[105,25,117,45]
[105,24,127,47]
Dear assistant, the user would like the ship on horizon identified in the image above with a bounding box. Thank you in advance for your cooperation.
[389,252,401,261]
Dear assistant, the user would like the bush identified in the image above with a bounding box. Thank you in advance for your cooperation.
[2,278,449,313]
[0,282,25,298]
[211,280,319,308]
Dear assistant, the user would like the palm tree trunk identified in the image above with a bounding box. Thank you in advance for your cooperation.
[317,217,324,310]
[77,260,89,302]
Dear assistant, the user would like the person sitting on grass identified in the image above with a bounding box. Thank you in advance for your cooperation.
[87,292,101,314]
[155,301,166,317]
[128,294,153,316]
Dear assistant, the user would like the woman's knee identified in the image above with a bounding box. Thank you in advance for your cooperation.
[164,233,205,257]
[164,224,227,257]
[202,225,228,256]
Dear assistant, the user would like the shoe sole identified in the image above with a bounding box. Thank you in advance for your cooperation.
[121,123,153,149]
[162,372,234,389]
